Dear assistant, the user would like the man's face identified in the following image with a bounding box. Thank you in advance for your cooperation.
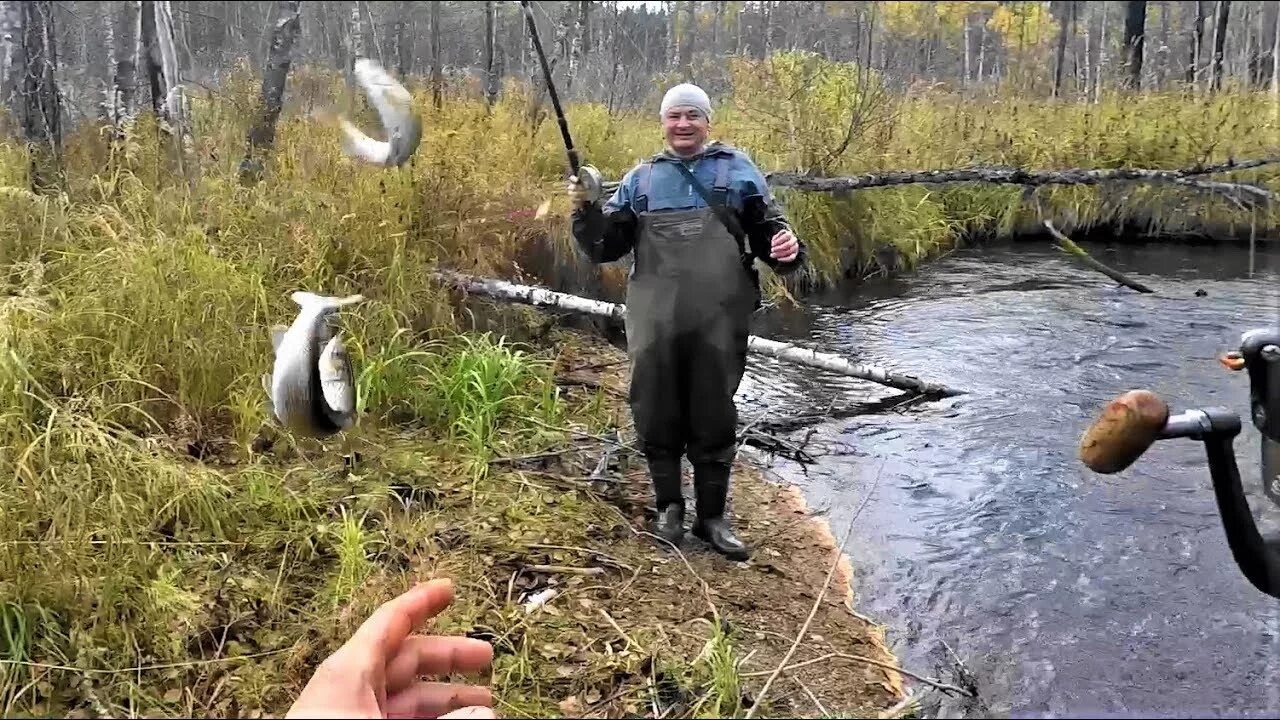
[662,106,709,155]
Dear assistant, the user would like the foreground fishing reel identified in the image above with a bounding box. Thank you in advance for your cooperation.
[1079,327,1280,599]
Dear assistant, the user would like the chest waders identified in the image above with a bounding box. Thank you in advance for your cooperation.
[626,157,756,561]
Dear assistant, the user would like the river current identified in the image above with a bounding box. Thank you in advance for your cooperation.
[740,241,1280,718]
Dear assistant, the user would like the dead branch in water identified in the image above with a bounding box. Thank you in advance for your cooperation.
[434,270,964,398]
[1042,220,1157,294]
[750,393,926,436]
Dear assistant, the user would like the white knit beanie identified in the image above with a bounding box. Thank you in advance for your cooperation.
[660,83,712,120]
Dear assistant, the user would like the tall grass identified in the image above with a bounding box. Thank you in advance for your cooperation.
[0,54,1277,715]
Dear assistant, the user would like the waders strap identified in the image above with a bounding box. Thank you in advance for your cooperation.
[671,157,756,287]
[633,162,654,213]
[711,154,731,207]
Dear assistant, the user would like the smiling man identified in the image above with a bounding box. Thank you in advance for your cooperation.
[568,82,807,562]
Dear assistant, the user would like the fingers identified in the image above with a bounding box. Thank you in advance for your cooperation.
[385,682,494,719]
[352,579,457,661]
[385,635,496,694]
[771,232,799,261]
[438,707,497,719]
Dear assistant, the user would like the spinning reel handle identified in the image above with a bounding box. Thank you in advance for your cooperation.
[1076,327,1280,600]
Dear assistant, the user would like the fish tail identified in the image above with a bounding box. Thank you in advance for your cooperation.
[290,291,365,310]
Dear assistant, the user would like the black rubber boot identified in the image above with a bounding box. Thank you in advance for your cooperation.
[691,462,751,561]
[647,455,685,546]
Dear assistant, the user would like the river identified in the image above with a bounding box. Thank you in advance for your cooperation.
[739,241,1280,718]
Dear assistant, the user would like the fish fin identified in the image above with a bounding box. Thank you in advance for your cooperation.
[319,335,357,416]
[290,291,365,309]
[261,373,276,417]
[269,325,289,353]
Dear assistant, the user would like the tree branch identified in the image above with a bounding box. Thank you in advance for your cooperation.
[762,156,1280,196]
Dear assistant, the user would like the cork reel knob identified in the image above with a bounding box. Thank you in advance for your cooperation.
[1079,390,1171,474]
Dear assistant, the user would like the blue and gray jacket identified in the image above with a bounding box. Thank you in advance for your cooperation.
[571,142,806,275]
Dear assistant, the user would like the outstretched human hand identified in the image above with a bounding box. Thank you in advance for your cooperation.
[286,578,497,719]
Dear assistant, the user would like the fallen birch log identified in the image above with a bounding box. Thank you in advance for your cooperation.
[598,156,1280,201]
[434,270,965,398]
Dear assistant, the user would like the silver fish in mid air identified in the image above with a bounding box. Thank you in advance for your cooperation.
[264,291,365,438]
[335,58,422,167]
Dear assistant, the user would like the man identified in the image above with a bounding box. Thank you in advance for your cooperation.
[567,83,806,561]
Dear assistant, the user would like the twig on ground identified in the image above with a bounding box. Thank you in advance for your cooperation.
[604,504,720,622]
[880,691,922,719]
[743,462,884,718]
[525,417,641,454]
[0,649,288,675]
[488,448,574,466]
[522,564,606,576]
[555,373,627,399]
[565,358,630,373]
[939,637,978,695]
[599,608,641,652]
[525,543,630,570]
[795,676,830,717]
[741,651,973,697]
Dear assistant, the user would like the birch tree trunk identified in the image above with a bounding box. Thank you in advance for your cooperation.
[1095,4,1108,102]
[762,0,773,57]
[138,0,192,174]
[734,2,744,56]
[1053,0,1071,96]
[110,0,139,133]
[484,0,498,106]
[429,0,441,109]
[1122,0,1147,90]
[1210,0,1230,92]
[678,0,695,79]
[963,13,972,87]
[1082,3,1092,97]
[348,1,364,62]
[1,1,21,117]
[241,0,302,182]
[566,0,587,95]
[713,0,724,57]
[95,0,115,123]
[1273,2,1280,99]
[977,22,987,85]
[362,1,383,68]
[392,3,408,77]
[1188,0,1207,87]
[18,0,60,191]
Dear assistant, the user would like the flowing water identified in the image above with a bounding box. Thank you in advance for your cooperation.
[739,241,1280,718]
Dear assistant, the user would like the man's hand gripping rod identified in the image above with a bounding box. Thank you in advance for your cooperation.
[1078,328,1280,599]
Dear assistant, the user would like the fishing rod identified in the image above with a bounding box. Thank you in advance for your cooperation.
[519,0,578,176]
[1079,326,1280,599]
[517,0,601,202]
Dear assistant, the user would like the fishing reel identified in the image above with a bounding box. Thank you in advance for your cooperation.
[1078,327,1280,599]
